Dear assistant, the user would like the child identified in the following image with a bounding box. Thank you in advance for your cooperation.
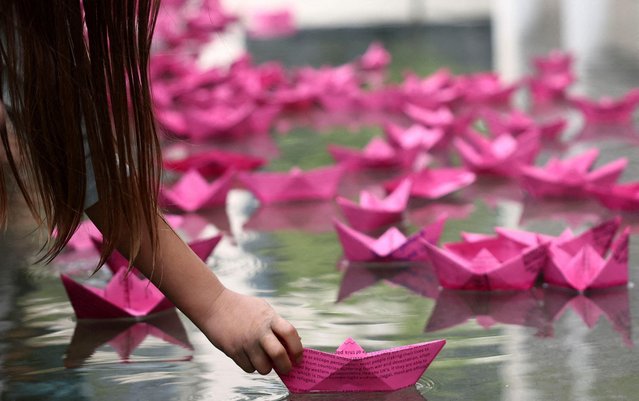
[0,0,303,375]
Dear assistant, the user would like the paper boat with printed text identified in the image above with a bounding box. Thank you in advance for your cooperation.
[61,269,174,319]
[278,337,446,393]
[545,227,630,292]
[424,235,547,290]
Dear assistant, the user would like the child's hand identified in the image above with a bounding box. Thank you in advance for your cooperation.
[200,288,303,375]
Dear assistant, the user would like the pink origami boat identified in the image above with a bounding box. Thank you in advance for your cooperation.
[383,122,444,151]
[61,269,174,319]
[64,311,193,368]
[336,180,411,231]
[519,149,627,199]
[570,88,639,124]
[334,216,446,263]
[384,167,476,200]
[404,104,454,129]
[590,182,639,211]
[278,337,446,393]
[163,147,265,178]
[248,9,296,39]
[424,235,547,291]
[454,129,540,177]
[400,69,461,109]
[358,42,391,72]
[545,227,630,292]
[459,72,519,107]
[160,169,235,212]
[238,165,344,204]
[482,109,567,141]
[328,137,418,170]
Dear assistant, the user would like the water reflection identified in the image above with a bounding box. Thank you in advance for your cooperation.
[337,262,439,302]
[65,311,194,368]
[285,386,427,401]
[541,286,633,347]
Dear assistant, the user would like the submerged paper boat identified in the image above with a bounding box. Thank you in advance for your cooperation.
[425,235,547,290]
[278,337,446,393]
[160,169,235,212]
[519,149,627,198]
[336,180,411,231]
[61,268,174,319]
[334,216,446,263]
[239,165,344,204]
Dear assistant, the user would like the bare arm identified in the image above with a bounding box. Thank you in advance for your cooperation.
[85,202,303,374]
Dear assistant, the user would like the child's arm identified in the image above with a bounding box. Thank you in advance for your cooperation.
[85,202,303,374]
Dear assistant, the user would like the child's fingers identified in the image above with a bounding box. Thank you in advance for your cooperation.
[247,343,273,375]
[235,350,256,374]
[260,332,292,374]
[271,316,304,364]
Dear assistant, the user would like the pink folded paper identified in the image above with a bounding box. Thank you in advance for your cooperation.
[400,69,461,109]
[425,289,547,333]
[163,148,265,178]
[519,149,627,198]
[404,104,454,129]
[482,109,567,141]
[384,168,476,200]
[64,311,193,367]
[239,165,344,204]
[533,50,573,76]
[334,216,446,263]
[545,227,630,292]
[570,88,639,124]
[358,42,391,71]
[160,169,235,212]
[424,235,547,290]
[278,337,446,393]
[454,129,539,177]
[590,182,639,211]
[336,180,411,231]
[328,137,418,170]
[383,122,444,151]
[459,72,519,107]
[248,9,296,39]
[61,269,174,319]
[498,215,619,249]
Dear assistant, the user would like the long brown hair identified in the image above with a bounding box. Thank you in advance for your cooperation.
[0,0,162,267]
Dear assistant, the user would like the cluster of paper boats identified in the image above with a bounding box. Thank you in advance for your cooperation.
[56,0,639,394]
